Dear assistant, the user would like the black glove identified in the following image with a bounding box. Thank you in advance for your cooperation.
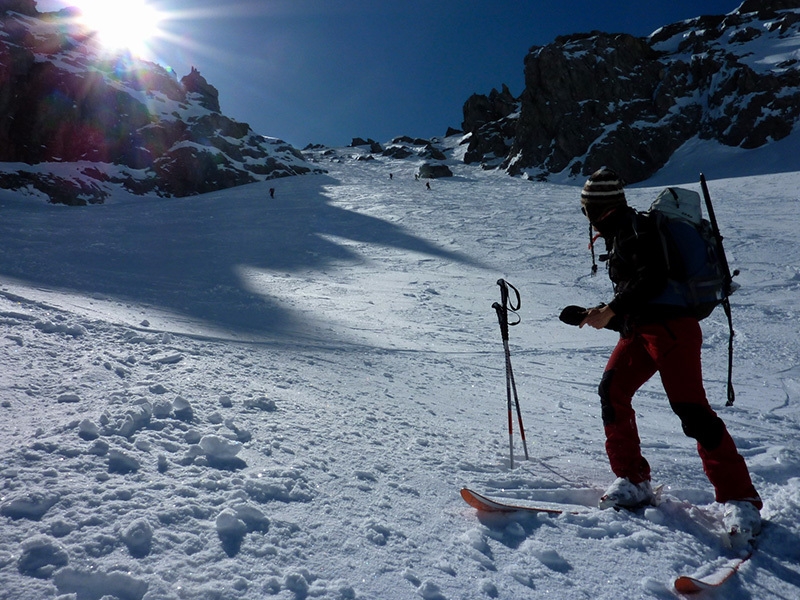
[559,304,623,332]
[559,305,587,326]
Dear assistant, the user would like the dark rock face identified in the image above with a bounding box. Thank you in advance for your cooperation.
[0,0,37,16]
[461,84,520,168]
[461,84,518,134]
[510,31,670,181]
[418,163,453,179]
[0,8,318,204]
[181,67,220,113]
[350,138,384,153]
[464,0,800,183]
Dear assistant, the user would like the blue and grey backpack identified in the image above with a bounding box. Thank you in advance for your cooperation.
[647,187,735,319]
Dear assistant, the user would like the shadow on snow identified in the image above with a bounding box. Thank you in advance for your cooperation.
[0,173,486,344]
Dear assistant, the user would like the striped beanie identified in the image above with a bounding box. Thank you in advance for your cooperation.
[581,168,626,221]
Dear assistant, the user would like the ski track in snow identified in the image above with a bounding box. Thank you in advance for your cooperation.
[1,148,800,599]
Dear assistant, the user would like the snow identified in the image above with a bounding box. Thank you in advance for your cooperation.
[1,143,800,600]
[649,5,800,80]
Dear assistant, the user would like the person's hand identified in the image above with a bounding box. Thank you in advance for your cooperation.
[580,304,616,329]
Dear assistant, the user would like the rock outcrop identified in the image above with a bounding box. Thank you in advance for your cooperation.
[0,3,318,204]
[464,0,800,183]
[461,85,519,168]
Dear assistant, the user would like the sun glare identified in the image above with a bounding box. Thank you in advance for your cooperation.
[73,0,163,57]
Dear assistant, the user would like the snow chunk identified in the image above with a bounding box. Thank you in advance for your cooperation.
[121,518,153,558]
[108,449,140,474]
[418,580,446,600]
[197,434,246,470]
[35,320,87,337]
[102,400,152,438]
[642,576,670,594]
[78,419,100,441]
[151,398,173,418]
[480,579,499,598]
[172,395,194,421]
[527,543,573,573]
[148,383,169,394]
[150,351,183,364]
[54,567,149,600]
[283,571,310,597]
[365,520,392,545]
[17,535,68,578]
[224,418,252,442]
[216,504,269,557]
[216,509,248,556]
[1,491,58,521]
[244,468,314,503]
[244,395,277,411]
[458,528,491,555]
[199,434,242,460]
[57,393,81,404]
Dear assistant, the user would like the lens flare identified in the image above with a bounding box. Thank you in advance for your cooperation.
[71,0,163,57]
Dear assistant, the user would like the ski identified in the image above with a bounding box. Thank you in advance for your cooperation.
[460,488,587,515]
[461,485,663,515]
[673,549,754,593]
[464,486,758,593]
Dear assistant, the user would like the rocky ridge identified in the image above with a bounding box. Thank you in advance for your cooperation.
[461,0,800,183]
[0,1,319,205]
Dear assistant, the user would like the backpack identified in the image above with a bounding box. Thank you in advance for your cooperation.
[647,187,734,319]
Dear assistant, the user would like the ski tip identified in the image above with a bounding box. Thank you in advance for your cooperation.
[459,488,491,511]
[674,575,707,594]
[674,550,754,593]
[460,487,478,500]
[460,488,509,512]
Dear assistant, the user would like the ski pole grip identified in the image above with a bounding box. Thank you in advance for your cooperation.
[492,301,510,341]
[496,278,521,311]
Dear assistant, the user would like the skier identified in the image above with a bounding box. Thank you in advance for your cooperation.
[576,167,762,538]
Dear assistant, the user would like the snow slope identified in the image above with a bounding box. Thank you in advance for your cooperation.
[1,144,800,599]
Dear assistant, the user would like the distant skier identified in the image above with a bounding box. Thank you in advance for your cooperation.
[389,173,393,180]
[269,187,275,199]
[425,181,431,190]
[570,167,762,539]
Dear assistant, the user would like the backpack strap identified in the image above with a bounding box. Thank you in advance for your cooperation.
[722,297,735,406]
[650,211,672,273]
[588,222,600,274]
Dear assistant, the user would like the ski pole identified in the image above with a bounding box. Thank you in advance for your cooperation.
[700,174,738,296]
[700,173,738,406]
[493,299,515,469]
[496,279,529,463]
[492,279,529,469]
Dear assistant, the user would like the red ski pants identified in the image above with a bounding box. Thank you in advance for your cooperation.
[599,317,760,506]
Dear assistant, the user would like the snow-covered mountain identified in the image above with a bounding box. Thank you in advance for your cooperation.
[0,1,319,205]
[1,136,800,599]
[463,0,800,183]
[7,0,800,207]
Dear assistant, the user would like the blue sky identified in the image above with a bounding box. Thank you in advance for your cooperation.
[39,1,742,148]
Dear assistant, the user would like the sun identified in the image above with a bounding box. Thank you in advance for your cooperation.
[72,0,164,57]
